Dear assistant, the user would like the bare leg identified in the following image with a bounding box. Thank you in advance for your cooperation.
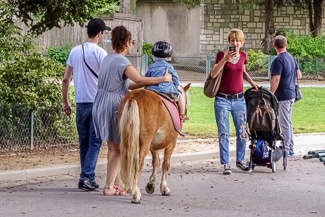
[103,141,121,196]
[177,100,189,120]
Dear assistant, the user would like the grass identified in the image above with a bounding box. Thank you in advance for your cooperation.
[183,86,325,138]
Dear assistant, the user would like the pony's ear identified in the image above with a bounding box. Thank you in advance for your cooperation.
[183,83,191,92]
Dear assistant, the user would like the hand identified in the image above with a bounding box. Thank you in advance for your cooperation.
[251,82,259,90]
[297,69,302,79]
[164,67,172,82]
[224,50,237,62]
[62,104,71,117]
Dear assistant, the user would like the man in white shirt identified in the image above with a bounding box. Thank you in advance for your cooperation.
[62,18,110,191]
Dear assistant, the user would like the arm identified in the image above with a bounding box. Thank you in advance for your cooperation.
[297,69,302,80]
[243,68,258,89]
[62,65,73,116]
[210,51,235,78]
[270,75,280,94]
[126,66,172,90]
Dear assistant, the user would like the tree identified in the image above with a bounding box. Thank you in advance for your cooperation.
[240,0,324,53]
[236,0,282,54]
[263,0,275,54]
[7,0,119,35]
[7,0,203,35]
[292,0,324,37]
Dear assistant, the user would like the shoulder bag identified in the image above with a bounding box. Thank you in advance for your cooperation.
[203,71,222,98]
[248,98,276,132]
[82,43,99,79]
[203,52,224,98]
[295,73,302,102]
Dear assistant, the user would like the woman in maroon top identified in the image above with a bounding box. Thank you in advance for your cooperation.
[209,28,258,175]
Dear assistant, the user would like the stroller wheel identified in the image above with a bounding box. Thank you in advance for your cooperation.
[271,162,276,173]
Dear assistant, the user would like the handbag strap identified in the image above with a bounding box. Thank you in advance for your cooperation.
[82,43,99,79]
[295,59,300,85]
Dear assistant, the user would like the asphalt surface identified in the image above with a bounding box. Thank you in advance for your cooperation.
[0,133,325,217]
[0,153,324,217]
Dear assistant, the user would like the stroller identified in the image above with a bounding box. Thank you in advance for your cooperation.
[244,86,287,172]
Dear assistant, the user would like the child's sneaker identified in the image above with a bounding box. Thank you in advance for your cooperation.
[223,164,232,175]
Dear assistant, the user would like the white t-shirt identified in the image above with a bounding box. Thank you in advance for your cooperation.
[66,42,107,103]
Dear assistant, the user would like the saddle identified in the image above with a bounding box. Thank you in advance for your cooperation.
[156,92,184,136]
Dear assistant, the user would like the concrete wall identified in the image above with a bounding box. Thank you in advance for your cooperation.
[136,1,201,58]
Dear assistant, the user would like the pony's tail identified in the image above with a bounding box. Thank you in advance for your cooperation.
[119,99,140,193]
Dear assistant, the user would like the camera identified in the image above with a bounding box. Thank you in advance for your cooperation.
[229,46,236,52]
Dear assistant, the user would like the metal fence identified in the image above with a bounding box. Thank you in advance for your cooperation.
[0,105,78,152]
[0,55,295,152]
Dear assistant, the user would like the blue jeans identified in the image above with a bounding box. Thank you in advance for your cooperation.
[76,103,102,181]
[214,96,247,165]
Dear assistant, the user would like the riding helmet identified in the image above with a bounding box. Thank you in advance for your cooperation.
[152,41,173,58]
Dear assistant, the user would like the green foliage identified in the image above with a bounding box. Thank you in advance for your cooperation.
[7,0,119,35]
[173,0,202,9]
[0,1,69,147]
[269,28,325,76]
[142,42,154,66]
[142,42,153,55]
[247,49,268,74]
[47,45,71,66]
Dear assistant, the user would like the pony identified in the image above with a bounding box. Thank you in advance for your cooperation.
[118,83,191,204]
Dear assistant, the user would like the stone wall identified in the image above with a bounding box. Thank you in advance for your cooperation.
[137,0,325,57]
[201,0,325,55]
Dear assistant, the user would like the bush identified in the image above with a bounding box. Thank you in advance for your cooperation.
[142,42,154,66]
[268,28,325,76]
[0,2,72,149]
[247,49,268,74]
[47,45,71,66]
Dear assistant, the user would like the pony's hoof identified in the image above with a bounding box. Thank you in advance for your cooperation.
[145,183,155,194]
[161,188,171,196]
[162,192,171,196]
[131,195,141,204]
[131,199,141,204]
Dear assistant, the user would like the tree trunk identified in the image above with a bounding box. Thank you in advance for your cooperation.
[307,0,315,36]
[263,0,275,54]
[313,0,323,37]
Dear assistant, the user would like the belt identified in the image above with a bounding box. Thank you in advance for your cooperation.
[216,92,244,99]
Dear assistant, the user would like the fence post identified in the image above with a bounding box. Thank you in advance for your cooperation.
[140,54,148,76]
[30,111,34,150]
[206,55,211,77]
[267,55,275,80]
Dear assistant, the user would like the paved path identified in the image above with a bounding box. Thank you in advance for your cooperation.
[0,133,324,182]
[0,133,324,217]
[0,152,324,217]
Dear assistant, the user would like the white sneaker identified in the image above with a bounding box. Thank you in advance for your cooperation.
[223,164,232,175]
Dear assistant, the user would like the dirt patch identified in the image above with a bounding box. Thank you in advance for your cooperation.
[0,135,218,171]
